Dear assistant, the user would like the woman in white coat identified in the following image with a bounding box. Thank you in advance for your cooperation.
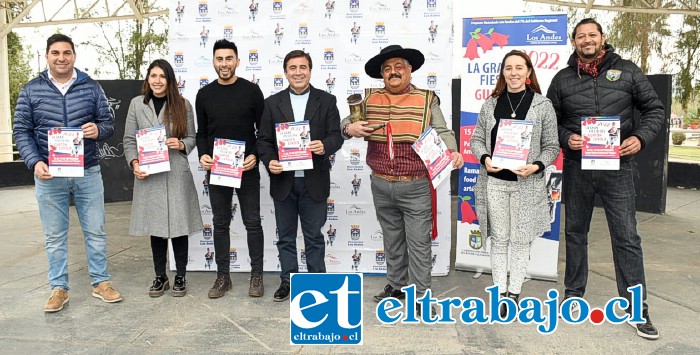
[471,50,560,317]
[123,59,202,297]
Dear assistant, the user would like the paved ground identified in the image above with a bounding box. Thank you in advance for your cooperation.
[0,185,698,354]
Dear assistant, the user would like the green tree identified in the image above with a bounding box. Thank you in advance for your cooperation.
[607,0,671,73]
[7,31,33,118]
[82,0,168,79]
[673,1,700,112]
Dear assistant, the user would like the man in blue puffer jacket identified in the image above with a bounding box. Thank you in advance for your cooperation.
[13,34,122,313]
[547,19,663,340]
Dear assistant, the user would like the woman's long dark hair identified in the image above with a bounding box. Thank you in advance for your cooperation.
[490,50,541,98]
[142,59,187,139]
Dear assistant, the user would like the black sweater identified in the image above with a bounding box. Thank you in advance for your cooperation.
[195,78,264,158]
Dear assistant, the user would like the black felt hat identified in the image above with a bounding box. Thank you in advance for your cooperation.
[364,45,425,79]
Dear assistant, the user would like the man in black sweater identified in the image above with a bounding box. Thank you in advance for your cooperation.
[196,39,266,299]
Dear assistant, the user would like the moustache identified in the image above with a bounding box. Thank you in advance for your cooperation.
[389,74,402,80]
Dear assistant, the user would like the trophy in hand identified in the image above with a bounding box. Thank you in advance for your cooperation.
[347,94,385,132]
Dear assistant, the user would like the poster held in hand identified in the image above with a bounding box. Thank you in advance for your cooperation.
[276,121,313,171]
[48,127,84,177]
[491,119,534,170]
[210,138,246,188]
[135,125,171,174]
[581,116,620,170]
[412,126,454,187]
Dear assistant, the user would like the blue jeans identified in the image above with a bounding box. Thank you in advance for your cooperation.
[563,159,648,310]
[274,177,327,284]
[35,165,111,291]
[209,168,264,276]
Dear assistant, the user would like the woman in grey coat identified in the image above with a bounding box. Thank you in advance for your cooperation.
[123,59,202,297]
[471,50,560,317]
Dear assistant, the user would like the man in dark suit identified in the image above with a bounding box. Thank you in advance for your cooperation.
[257,50,343,302]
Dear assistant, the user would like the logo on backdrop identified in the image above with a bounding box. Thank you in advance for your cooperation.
[273,75,284,91]
[199,76,209,88]
[373,22,388,44]
[527,25,564,45]
[425,0,439,17]
[272,0,285,19]
[427,72,437,89]
[198,1,208,17]
[229,248,237,263]
[298,23,308,38]
[327,199,338,221]
[375,250,386,266]
[349,0,360,13]
[249,49,259,65]
[202,224,213,239]
[324,48,335,64]
[224,25,233,40]
[174,51,184,68]
[290,273,363,345]
[349,73,360,89]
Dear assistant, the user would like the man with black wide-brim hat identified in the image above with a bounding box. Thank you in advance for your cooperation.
[342,45,464,311]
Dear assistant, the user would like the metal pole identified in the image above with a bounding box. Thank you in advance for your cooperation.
[0,6,14,162]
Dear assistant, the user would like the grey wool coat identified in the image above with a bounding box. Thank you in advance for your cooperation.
[471,93,560,242]
[123,95,202,238]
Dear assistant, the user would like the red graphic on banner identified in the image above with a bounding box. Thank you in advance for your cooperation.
[463,28,510,61]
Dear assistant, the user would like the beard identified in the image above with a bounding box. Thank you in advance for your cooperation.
[216,67,235,81]
[576,44,602,61]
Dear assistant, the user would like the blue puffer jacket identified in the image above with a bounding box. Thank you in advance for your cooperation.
[13,69,114,171]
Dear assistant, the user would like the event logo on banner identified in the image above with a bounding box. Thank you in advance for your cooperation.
[456,14,567,281]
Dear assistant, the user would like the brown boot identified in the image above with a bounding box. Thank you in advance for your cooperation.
[248,275,264,297]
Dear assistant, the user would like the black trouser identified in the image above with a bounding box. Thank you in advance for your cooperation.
[209,169,265,276]
[151,235,188,277]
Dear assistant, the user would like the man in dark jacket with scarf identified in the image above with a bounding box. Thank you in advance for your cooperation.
[13,34,121,313]
[547,18,663,340]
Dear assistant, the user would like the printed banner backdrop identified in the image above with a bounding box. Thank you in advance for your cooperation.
[168,0,454,275]
[456,14,568,281]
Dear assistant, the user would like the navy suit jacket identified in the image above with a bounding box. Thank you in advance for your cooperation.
[257,85,343,202]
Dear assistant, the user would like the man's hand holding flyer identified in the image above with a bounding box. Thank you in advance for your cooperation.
[48,127,84,177]
[276,121,313,171]
[412,126,453,187]
[210,138,246,188]
[581,116,620,170]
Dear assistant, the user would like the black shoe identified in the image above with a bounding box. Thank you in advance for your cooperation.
[499,292,507,318]
[560,294,581,318]
[249,275,264,297]
[208,274,232,299]
[273,282,290,302]
[499,292,520,318]
[415,303,438,319]
[149,275,169,298]
[628,309,659,340]
[172,276,187,297]
[373,284,405,303]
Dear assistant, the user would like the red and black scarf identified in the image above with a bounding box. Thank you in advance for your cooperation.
[577,47,607,78]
